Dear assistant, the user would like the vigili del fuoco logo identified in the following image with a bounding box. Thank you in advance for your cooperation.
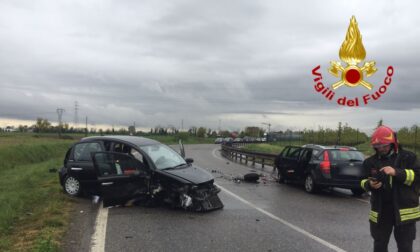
[311,16,394,107]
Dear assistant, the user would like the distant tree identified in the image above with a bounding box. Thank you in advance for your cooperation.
[337,122,342,145]
[177,132,189,141]
[219,130,230,137]
[118,128,127,134]
[18,125,28,132]
[34,117,51,133]
[63,123,69,133]
[197,127,206,138]
[189,127,197,135]
[244,126,261,137]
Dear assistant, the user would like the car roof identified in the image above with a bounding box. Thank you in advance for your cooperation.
[80,135,160,146]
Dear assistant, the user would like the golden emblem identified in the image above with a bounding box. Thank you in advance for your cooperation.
[329,16,377,90]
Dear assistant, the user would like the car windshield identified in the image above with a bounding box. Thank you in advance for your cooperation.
[139,144,186,170]
[328,150,365,161]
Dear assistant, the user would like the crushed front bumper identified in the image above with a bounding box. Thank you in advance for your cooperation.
[189,185,224,212]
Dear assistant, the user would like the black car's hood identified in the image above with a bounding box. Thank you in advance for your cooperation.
[160,165,214,184]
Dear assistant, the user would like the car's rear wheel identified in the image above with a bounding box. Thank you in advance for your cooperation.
[351,188,365,196]
[304,174,318,193]
[277,170,285,184]
[64,176,82,196]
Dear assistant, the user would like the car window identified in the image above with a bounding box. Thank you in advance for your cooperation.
[286,147,301,158]
[311,149,320,158]
[327,150,364,161]
[299,149,307,159]
[73,142,103,162]
[94,152,145,177]
[299,149,312,161]
[113,143,131,154]
[130,149,144,162]
[139,144,186,170]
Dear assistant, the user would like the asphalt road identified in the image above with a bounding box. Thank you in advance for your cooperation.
[64,144,420,252]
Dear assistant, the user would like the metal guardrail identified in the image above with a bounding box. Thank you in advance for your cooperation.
[221,144,277,169]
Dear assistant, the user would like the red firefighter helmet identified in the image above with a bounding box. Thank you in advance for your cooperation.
[371,125,398,152]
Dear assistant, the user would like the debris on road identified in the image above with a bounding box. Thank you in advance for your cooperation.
[243,172,260,182]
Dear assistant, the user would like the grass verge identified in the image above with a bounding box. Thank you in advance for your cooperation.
[0,158,74,252]
[0,135,74,252]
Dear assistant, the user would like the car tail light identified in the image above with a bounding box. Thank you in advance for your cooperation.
[320,151,331,174]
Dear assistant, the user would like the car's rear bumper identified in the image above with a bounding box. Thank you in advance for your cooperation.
[317,179,362,189]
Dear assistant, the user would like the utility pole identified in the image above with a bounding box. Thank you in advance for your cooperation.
[56,108,64,138]
[262,122,271,133]
[74,101,79,129]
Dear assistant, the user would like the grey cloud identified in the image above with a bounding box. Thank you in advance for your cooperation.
[1,0,420,132]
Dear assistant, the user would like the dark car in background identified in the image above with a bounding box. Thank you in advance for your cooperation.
[58,136,223,211]
[275,144,367,195]
[214,138,224,144]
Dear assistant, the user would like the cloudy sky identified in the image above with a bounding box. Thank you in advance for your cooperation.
[0,0,419,133]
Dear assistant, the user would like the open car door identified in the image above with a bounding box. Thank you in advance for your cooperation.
[93,152,150,207]
[281,147,303,179]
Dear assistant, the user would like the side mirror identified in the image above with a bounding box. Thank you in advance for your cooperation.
[185,158,194,164]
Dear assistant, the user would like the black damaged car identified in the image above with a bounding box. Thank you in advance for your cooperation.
[58,136,223,211]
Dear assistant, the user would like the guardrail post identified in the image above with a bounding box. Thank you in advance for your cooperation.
[252,156,255,166]
[262,158,265,169]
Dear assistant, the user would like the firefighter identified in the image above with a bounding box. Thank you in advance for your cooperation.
[360,125,420,252]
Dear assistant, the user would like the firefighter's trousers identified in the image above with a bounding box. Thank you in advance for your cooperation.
[370,204,416,252]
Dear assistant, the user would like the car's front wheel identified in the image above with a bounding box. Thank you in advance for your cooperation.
[64,176,82,196]
[304,174,318,193]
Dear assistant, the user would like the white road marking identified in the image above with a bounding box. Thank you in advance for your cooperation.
[212,147,226,162]
[217,184,347,252]
[90,202,108,252]
[354,198,369,203]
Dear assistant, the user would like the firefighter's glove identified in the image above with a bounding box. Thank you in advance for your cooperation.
[380,166,396,176]
[369,180,383,189]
